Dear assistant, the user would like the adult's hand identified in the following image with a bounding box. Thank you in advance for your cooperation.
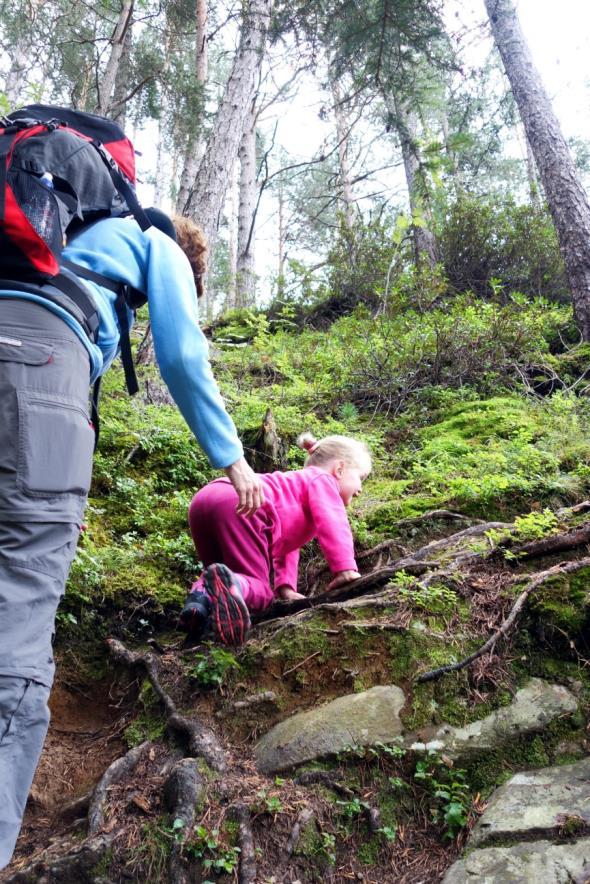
[224,457,265,516]
[327,569,361,591]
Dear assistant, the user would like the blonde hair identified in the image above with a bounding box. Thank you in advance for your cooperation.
[172,215,207,299]
[297,432,372,474]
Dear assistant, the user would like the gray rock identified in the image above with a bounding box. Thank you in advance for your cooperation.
[410,679,578,760]
[255,685,405,774]
[441,838,590,883]
[469,757,590,848]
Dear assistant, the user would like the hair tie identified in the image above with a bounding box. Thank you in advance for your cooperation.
[309,441,319,453]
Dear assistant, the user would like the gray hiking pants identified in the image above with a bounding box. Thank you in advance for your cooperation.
[0,299,94,870]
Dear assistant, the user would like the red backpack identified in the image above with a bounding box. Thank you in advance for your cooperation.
[0,103,150,343]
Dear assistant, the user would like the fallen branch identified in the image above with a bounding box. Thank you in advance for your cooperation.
[252,561,428,626]
[216,691,277,717]
[229,802,257,884]
[513,522,590,560]
[88,741,150,834]
[416,557,590,684]
[107,638,227,772]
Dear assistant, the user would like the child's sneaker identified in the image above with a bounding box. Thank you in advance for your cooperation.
[203,564,250,646]
[179,590,211,638]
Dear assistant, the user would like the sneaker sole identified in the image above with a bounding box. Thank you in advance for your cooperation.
[204,564,250,646]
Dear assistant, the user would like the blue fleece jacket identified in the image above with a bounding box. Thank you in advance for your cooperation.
[0,217,243,469]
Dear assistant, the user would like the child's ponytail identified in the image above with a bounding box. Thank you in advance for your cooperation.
[297,432,371,473]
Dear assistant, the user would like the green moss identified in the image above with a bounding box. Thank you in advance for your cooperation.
[357,837,380,865]
[528,567,589,636]
[124,680,166,747]
[271,616,331,663]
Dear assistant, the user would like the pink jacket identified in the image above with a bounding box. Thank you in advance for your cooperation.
[261,466,357,590]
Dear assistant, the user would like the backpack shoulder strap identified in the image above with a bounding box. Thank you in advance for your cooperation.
[62,257,140,395]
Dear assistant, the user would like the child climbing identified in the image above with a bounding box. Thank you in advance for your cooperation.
[179,433,372,645]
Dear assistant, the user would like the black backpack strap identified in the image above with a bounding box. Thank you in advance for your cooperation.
[61,258,121,293]
[90,376,102,451]
[114,289,139,395]
[90,139,151,232]
[0,273,100,342]
[62,257,141,397]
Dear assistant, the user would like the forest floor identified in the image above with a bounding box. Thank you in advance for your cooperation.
[2,505,589,884]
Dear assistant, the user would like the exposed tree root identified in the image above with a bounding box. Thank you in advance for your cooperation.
[282,807,316,860]
[88,741,150,834]
[416,556,590,683]
[229,802,257,884]
[293,771,382,833]
[163,759,206,884]
[107,638,227,772]
[3,834,114,884]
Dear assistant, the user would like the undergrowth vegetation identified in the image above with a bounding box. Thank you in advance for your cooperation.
[58,192,590,644]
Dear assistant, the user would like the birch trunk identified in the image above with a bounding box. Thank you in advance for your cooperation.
[185,0,272,252]
[176,0,208,214]
[226,161,239,311]
[485,0,590,339]
[277,179,286,299]
[96,0,134,116]
[236,107,257,307]
[4,0,44,107]
[391,94,438,269]
[330,78,355,231]
[110,23,133,125]
[154,29,172,206]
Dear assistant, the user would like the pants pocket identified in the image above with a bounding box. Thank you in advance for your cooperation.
[0,678,32,743]
[17,391,94,497]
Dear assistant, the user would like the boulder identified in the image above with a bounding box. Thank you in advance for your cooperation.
[441,838,590,883]
[255,685,405,774]
[410,679,578,761]
[469,757,590,848]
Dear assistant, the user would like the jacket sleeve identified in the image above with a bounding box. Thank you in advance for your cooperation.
[273,549,300,592]
[307,473,357,573]
[144,229,244,469]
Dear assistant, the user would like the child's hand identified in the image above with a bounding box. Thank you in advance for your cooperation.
[276,585,306,601]
[327,570,361,591]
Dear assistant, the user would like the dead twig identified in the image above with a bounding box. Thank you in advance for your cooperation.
[416,557,590,684]
[283,650,321,676]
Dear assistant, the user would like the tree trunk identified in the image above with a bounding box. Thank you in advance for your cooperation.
[110,23,133,125]
[154,28,172,206]
[236,106,257,307]
[4,0,44,108]
[226,160,239,311]
[485,0,590,340]
[185,0,272,252]
[277,179,286,299]
[391,94,438,270]
[330,77,355,231]
[176,0,208,215]
[96,0,134,116]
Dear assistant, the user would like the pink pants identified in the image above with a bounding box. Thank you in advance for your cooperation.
[188,479,276,613]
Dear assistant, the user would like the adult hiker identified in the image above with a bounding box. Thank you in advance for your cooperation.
[0,210,264,870]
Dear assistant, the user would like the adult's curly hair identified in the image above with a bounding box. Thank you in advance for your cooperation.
[172,215,207,299]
